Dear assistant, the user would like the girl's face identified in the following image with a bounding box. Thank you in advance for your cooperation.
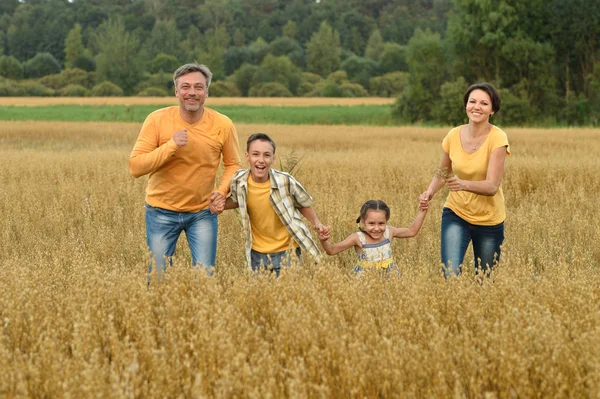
[465,89,494,124]
[361,210,388,240]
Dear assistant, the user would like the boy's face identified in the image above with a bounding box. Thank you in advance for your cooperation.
[246,139,275,183]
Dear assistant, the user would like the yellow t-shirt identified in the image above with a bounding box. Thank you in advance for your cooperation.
[442,125,510,225]
[247,175,295,253]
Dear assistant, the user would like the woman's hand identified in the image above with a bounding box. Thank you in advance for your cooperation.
[419,190,433,209]
[446,176,466,191]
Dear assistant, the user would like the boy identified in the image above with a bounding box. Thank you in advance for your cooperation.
[214,133,326,275]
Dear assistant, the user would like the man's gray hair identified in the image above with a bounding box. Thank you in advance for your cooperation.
[173,63,213,88]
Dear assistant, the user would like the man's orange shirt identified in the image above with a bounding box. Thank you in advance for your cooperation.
[129,106,241,212]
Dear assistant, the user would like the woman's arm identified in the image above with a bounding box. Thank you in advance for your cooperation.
[446,146,507,196]
[320,232,361,256]
[389,208,428,239]
[419,151,451,207]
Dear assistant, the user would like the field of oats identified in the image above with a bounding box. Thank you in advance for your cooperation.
[1,119,599,398]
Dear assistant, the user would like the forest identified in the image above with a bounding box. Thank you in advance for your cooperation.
[0,0,598,126]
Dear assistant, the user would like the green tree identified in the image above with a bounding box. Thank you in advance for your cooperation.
[306,21,341,78]
[340,55,380,88]
[282,20,297,40]
[150,53,180,74]
[268,37,305,67]
[93,16,143,95]
[143,20,182,60]
[433,77,468,125]
[232,63,258,96]
[380,43,407,73]
[394,29,448,122]
[253,54,302,95]
[64,24,84,69]
[364,29,384,61]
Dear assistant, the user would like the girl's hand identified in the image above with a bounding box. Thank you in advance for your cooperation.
[446,176,466,191]
[419,190,432,209]
[318,227,331,241]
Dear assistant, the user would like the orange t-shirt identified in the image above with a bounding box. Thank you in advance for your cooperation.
[129,106,241,212]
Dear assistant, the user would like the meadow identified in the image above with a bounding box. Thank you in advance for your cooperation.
[0,116,599,397]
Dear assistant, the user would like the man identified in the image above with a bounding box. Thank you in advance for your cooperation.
[129,63,241,278]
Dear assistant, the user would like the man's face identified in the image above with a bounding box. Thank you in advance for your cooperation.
[175,71,208,113]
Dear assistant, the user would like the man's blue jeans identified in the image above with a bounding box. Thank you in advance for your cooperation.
[441,207,504,278]
[145,203,217,278]
[250,248,301,277]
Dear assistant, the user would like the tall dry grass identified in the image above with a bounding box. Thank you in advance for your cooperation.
[0,97,396,107]
[0,121,599,397]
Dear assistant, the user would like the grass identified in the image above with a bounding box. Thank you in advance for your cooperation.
[0,104,396,125]
[1,121,599,397]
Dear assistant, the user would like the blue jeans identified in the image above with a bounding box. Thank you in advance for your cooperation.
[441,207,504,278]
[145,203,217,279]
[250,248,302,277]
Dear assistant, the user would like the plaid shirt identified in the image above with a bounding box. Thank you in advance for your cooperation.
[229,168,321,268]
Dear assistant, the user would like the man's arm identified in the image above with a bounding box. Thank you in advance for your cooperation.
[215,124,242,196]
[129,117,186,178]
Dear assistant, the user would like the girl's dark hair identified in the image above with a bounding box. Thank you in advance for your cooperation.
[463,82,501,113]
[356,200,391,224]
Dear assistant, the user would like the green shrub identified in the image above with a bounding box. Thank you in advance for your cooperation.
[0,78,20,96]
[24,53,61,79]
[39,68,91,90]
[209,81,242,97]
[90,81,124,96]
[248,82,293,97]
[17,80,55,96]
[339,82,368,97]
[326,70,349,85]
[301,72,323,85]
[322,82,342,97]
[58,84,90,97]
[136,87,169,97]
[71,54,96,72]
[303,81,326,97]
[0,55,24,80]
[369,71,408,97]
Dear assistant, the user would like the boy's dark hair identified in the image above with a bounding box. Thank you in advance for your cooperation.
[463,82,501,114]
[247,133,276,153]
[356,200,391,224]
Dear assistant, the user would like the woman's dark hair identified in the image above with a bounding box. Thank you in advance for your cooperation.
[356,200,391,224]
[463,82,501,114]
[247,133,276,153]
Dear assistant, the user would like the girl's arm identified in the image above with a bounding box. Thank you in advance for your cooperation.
[445,146,507,196]
[320,232,361,256]
[389,209,428,239]
[419,151,451,207]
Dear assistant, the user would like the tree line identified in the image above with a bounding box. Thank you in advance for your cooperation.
[0,0,598,126]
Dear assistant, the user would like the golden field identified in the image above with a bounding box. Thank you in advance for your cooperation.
[0,97,396,107]
[0,120,599,398]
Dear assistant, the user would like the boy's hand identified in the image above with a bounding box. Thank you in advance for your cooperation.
[209,192,225,214]
[318,226,331,241]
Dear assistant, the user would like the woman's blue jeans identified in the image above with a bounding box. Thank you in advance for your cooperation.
[441,207,504,278]
[145,203,217,279]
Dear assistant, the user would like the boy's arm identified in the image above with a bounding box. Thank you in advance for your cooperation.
[390,209,428,238]
[320,232,360,256]
[224,197,239,210]
[299,206,325,233]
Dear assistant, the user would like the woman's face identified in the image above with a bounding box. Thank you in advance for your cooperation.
[465,89,494,124]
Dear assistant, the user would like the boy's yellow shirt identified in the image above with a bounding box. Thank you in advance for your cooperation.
[247,175,296,253]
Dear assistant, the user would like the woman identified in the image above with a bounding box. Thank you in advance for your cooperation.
[420,82,510,277]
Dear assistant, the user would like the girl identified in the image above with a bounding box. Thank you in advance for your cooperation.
[319,200,428,273]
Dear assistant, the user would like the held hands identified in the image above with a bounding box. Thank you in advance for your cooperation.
[316,224,331,241]
[173,129,188,147]
[208,192,225,214]
[418,190,432,211]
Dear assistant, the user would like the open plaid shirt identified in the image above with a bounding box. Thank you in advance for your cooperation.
[229,168,321,268]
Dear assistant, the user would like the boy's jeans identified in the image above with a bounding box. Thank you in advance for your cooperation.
[145,203,217,278]
[441,207,504,278]
[250,248,302,277]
